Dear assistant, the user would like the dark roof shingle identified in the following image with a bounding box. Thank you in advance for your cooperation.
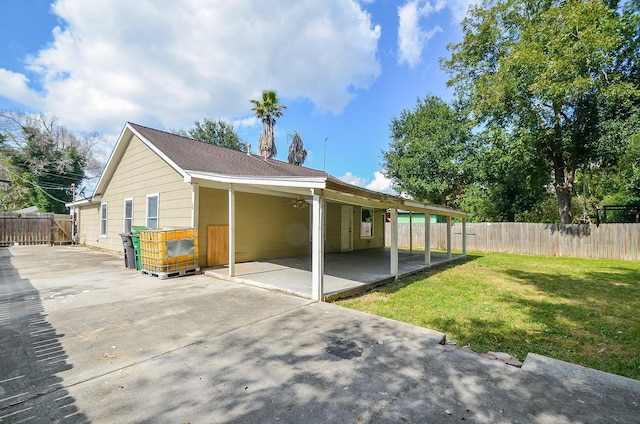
[129,122,328,179]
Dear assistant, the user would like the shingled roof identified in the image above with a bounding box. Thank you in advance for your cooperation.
[129,122,329,179]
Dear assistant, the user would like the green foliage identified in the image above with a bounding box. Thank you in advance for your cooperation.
[468,128,553,221]
[443,0,639,223]
[383,95,474,206]
[1,112,90,213]
[10,127,85,213]
[174,118,246,151]
[250,90,286,159]
[338,253,640,379]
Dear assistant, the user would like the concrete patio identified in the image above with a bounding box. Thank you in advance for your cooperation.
[205,248,466,301]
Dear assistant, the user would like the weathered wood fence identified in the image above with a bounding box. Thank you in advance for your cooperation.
[385,222,640,261]
[0,213,73,247]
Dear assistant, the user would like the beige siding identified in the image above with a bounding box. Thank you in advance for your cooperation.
[197,187,229,265]
[77,203,100,246]
[236,192,310,261]
[198,188,311,265]
[324,202,342,253]
[324,203,385,253]
[79,135,192,254]
[353,206,385,250]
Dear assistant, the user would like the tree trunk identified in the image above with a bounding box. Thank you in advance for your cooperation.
[549,104,574,225]
[555,185,573,224]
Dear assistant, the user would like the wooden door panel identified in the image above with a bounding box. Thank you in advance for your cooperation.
[207,225,229,266]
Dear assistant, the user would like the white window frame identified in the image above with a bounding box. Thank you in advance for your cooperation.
[146,193,159,229]
[123,198,133,234]
[360,207,374,239]
[100,203,108,237]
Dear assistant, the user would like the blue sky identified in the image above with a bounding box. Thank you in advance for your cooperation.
[0,0,477,193]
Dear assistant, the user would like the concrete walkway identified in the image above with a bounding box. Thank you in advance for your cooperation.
[205,248,465,300]
[1,245,638,423]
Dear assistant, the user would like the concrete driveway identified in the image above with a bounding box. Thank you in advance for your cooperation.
[1,245,638,423]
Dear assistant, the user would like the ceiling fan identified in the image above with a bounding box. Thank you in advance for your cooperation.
[285,196,309,209]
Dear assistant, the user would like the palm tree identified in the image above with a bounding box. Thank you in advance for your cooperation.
[250,90,286,159]
[287,130,307,166]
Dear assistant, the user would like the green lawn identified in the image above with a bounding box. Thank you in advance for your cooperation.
[336,252,640,380]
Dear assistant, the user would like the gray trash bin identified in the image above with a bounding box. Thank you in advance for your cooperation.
[120,233,136,269]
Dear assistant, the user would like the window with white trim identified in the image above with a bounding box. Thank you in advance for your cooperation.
[123,198,133,233]
[146,194,159,229]
[100,203,108,237]
[360,207,374,238]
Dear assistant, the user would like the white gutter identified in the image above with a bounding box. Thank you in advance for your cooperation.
[185,170,327,189]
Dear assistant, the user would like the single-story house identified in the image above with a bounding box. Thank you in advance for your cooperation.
[68,122,467,301]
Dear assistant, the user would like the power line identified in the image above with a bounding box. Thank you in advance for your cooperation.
[0,163,71,205]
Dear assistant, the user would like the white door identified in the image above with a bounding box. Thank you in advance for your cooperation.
[341,205,353,251]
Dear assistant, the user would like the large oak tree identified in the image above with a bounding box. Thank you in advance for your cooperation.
[443,0,638,223]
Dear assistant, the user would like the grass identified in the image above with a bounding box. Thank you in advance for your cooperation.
[336,252,640,380]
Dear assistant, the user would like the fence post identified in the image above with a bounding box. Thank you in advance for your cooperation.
[446,216,452,259]
[462,218,467,258]
[425,214,431,268]
[50,214,55,246]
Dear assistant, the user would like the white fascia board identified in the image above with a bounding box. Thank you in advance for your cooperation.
[92,124,132,196]
[65,195,102,208]
[186,170,327,189]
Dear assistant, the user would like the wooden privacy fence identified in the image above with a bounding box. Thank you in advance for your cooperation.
[385,222,640,261]
[0,213,73,247]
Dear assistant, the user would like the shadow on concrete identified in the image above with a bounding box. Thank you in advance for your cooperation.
[0,248,88,422]
[85,303,639,423]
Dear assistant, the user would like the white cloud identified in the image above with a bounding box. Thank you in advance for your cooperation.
[339,172,368,187]
[1,0,381,133]
[0,69,43,107]
[339,170,396,194]
[448,0,480,24]
[397,1,443,68]
[365,171,395,194]
[397,0,479,68]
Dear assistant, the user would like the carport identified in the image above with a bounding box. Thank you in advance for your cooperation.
[201,178,469,302]
[205,181,468,302]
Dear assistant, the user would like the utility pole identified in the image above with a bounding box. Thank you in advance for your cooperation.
[71,183,77,244]
[323,137,328,171]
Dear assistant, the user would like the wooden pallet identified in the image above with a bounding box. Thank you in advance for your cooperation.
[141,266,200,280]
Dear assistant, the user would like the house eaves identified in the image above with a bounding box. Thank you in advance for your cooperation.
[186,170,327,190]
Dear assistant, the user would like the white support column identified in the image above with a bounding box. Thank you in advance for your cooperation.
[425,213,431,268]
[191,183,199,228]
[311,193,325,301]
[228,184,236,277]
[390,208,399,280]
[446,215,452,259]
[409,211,413,251]
[462,217,467,258]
